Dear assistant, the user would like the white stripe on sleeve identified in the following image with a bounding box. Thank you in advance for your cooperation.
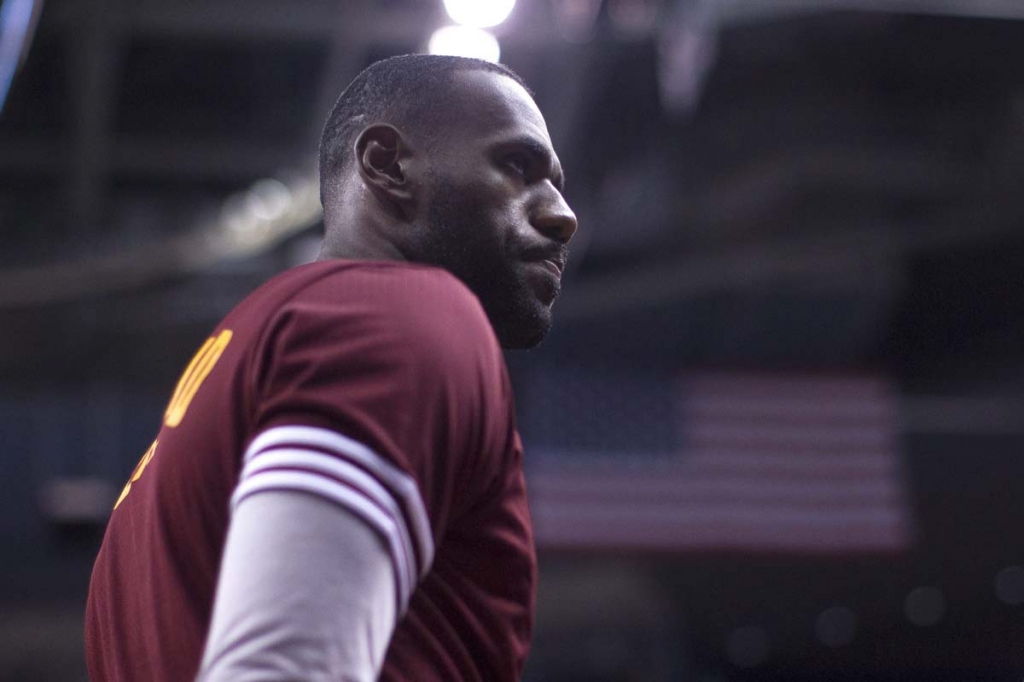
[236,425,436,613]
[234,449,419,593]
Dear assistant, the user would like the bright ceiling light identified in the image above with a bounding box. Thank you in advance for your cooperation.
[428,25,501,63]
[442,0,516,28]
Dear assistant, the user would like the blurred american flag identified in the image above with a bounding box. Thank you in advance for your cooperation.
[524,371,911,553]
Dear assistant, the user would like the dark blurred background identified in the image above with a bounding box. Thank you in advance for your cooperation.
[2,0,1024,680]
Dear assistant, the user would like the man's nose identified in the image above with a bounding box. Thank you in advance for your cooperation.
[532,185,578,244]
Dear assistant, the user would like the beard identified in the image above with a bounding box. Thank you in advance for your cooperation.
[417,177,556,349]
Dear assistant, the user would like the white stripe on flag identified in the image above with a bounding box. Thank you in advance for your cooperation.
[528,372,911,553]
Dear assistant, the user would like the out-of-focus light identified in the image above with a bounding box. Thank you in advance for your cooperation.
[38,478,118,524]
[220,194,253,235]
[442,0,515,28]
[609,0,657,35]
[552,0,601,41]
[904,586,945,627]
[246,178,292,222]
[995,566,1024,605]
[814,606,857,648]
[428,25,501,63]
[658,5,718,117]
[725,626,769,668]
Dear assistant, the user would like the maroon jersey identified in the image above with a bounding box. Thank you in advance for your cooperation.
[85,260,536,681]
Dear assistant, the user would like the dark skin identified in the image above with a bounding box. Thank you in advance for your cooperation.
[319,69,578,348]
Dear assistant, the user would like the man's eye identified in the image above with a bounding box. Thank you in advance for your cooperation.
[505,154,529,177]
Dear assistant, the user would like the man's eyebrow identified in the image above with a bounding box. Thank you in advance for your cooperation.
[498,135,566,192]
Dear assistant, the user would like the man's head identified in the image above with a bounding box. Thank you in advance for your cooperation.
[318,54,578,349]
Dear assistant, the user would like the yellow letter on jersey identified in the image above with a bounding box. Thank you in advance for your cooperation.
[114,439,158,510]
[164,330,233,428]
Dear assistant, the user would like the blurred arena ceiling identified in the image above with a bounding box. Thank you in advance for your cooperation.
[0,0,1022,392]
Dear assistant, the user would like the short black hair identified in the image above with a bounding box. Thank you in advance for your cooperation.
[318,54,532,206]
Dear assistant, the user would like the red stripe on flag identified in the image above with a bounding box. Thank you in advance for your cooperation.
[527,372,911,553]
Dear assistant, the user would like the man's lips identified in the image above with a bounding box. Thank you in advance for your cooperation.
[524,247,568,278]
[536,258,563,277]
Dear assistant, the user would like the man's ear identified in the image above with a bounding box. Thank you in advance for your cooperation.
[353,124,418,212]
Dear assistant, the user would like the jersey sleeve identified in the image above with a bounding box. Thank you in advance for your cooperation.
[233,265,517,614]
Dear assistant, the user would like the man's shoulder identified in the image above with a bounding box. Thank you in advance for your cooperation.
[295,260,490,333]
[233,260,478,324]
[259,259,474,306]
[250,259,500,367]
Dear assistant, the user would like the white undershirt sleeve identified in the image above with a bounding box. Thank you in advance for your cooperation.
[196,489,398,682]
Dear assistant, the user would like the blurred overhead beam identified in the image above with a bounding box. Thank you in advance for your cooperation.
[0,136,304,179]
[40,0,1024,44]
[589,145,979,254]
[560,199,1024,320]
[713,0,1024,23]
[694,147,975,225]
[0,172,322,309]
[738,146,968,196]
[561,227,901,320]
[112,138,309,180]
[44,2,439,42]
[43,1,593,48]
[901,396,1024,434]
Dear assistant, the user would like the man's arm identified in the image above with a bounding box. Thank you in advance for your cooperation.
[197,490,397,681]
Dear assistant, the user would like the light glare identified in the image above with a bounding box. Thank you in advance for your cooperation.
[428,26,501,63]
[442,0,515,28]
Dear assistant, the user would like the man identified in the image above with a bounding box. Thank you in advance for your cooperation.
[84,54,577,681]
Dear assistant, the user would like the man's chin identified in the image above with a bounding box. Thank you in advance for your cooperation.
[492,305,553,350]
